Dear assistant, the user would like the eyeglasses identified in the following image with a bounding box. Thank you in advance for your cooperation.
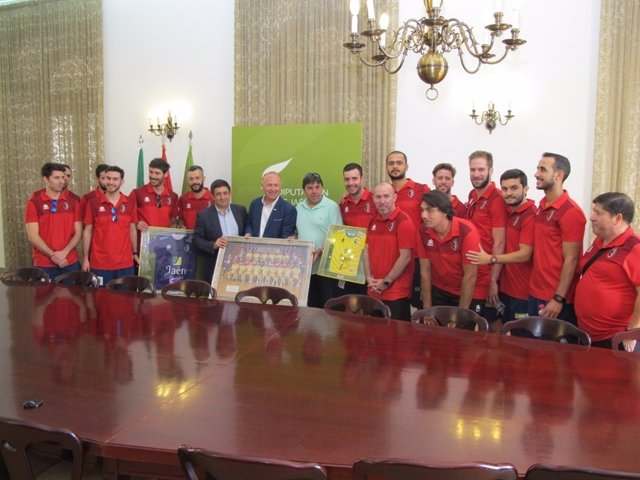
[303,172,321,182]
[155,194,162,208]
[50,199,58,213]
[111,207,118,222]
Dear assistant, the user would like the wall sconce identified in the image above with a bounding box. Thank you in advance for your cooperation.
[148,111,180,141]
[470,102,514,134]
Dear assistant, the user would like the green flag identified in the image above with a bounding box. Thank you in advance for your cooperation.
[136,145,144,188]
[181,144,194,194]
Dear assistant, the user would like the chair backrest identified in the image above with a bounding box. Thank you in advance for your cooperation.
[611,328,640,351]
[526,463,640,480]
[324,294,391,318]
[54,271,100,288]
[0,267,50,284]
[501,316,591,345]
[411,306,489,332]
[235,286,298,306]
[178,447,327,480]
[354,459,518,480]
[161,280,216,299]
[106,275,156,294]
[0,416,84,480]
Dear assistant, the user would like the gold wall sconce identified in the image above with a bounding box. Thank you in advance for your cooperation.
[470,102,514,134]
[148,111,180,141]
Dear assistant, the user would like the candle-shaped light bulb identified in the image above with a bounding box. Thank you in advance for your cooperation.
[366,0,375,20]
[379,12,389,45]
[493,0,503,13]
[349,0,360,16]
[351,15,358,33]
[511,9,520,29]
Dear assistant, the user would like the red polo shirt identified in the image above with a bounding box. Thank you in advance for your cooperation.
[366,207,416,301]
[451,195,467,218]
[178,188,214,229]
[84,191,137,270]
[80,188,102,219]
[529,190,586,301]
[416,216,483,298]
[130,183,178,228]
[339,188,375,228]
[467,182,508,295]
[395,179,430,229]
[500,199,536,300]
[25,189,81,267]
[576,228,640,341]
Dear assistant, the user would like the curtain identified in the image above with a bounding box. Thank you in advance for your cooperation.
[592,0,640,230]
[234,0,398,184]
[0,0,104,268]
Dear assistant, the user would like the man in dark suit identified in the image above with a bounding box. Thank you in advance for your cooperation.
[245,171,296,238]
[193,179,248,283]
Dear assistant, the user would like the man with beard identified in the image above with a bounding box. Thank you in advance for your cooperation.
[386,150,430,308]
[432,163,467,217]
[528,153,585,322]
[178,165,213,230]
[466,151,507,323]
[339,163,375,295]
[193,179,248,283]
[80,163,110,218]
[83,166,138,285]
[61,163,81,203]
[466,169,536,323]
[130,158,179,233]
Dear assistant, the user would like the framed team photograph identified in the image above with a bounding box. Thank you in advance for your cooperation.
[317,224,367,284]
[212,236,314,305]
[139,227,205,289]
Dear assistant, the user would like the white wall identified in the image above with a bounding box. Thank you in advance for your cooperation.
[103,0,235,191]
[394,0,601,217]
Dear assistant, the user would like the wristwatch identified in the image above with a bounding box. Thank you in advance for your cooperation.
[552,293,566,304]
[383,279,391,287]
[490,255,498,264]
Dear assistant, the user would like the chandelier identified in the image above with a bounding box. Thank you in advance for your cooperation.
[343,0,526,100]
[148,111,180,141]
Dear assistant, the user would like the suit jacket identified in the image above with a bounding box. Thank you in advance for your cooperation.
[245,196,297,239]
[193,204,248,282]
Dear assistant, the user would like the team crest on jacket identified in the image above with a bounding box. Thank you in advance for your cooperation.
[427,238,434,247]
[364,203,371,213]
[607,248,618,258]
[480,200,488,210]
[166,198,172,205]
[546,210,555,221]
[62,202,69,210]
[99,206,105,212]
[186,203,191,209]
[512,215,520,227]
[451,238,459,251]
[408,189,415,198]
[144,196,150,203]
[388,221,396,232]
[43,204,49,210]
[120,204,127,213]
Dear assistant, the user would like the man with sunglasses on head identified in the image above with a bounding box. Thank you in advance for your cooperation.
[82,166,138,285]
[130,158,179,234]
[25,163,83,280]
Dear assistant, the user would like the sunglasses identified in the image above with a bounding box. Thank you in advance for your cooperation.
[111,207,118,222]
[50,199,58,213]
[155,194,162,208]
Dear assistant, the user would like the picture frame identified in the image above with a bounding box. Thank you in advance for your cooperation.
[139,227,204,289]
[212,236,314,306]
[317,224,367,284]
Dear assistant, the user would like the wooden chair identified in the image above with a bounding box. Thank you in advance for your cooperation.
[526,463,640,480]
[54,271,100,288]
[612,328,640,351]
[411,306,489,332]
[0,416,90,480]
[235,286,298,306]
[0,267,50,284]
[178,447,327,480]
[324,294,391,318]
[106,275,156,294]
[161,280,216,300]
[354,458,518,480]
[501,316,591,346]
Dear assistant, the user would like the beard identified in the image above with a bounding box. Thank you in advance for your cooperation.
[536,178,554,191]
[190,183,204,193]
[472,177,490,190]
[388,172,406,181]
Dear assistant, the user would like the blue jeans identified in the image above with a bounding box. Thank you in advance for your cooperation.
[499,292,529,323]
[91,267,135,287]
[40,262,80,282]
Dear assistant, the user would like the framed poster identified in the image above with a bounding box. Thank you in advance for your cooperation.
[139,227,204,289]
[212,236,314,306]
[317,224,367,284]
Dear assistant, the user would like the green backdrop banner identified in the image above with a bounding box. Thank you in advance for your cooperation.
[232,123,362,207]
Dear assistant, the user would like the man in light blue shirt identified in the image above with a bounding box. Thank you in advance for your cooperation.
[296,172,342,308]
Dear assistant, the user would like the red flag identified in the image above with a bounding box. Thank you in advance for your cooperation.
[161,142,173,192]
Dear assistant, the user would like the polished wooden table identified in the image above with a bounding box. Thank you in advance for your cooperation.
[1,283,640,479]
